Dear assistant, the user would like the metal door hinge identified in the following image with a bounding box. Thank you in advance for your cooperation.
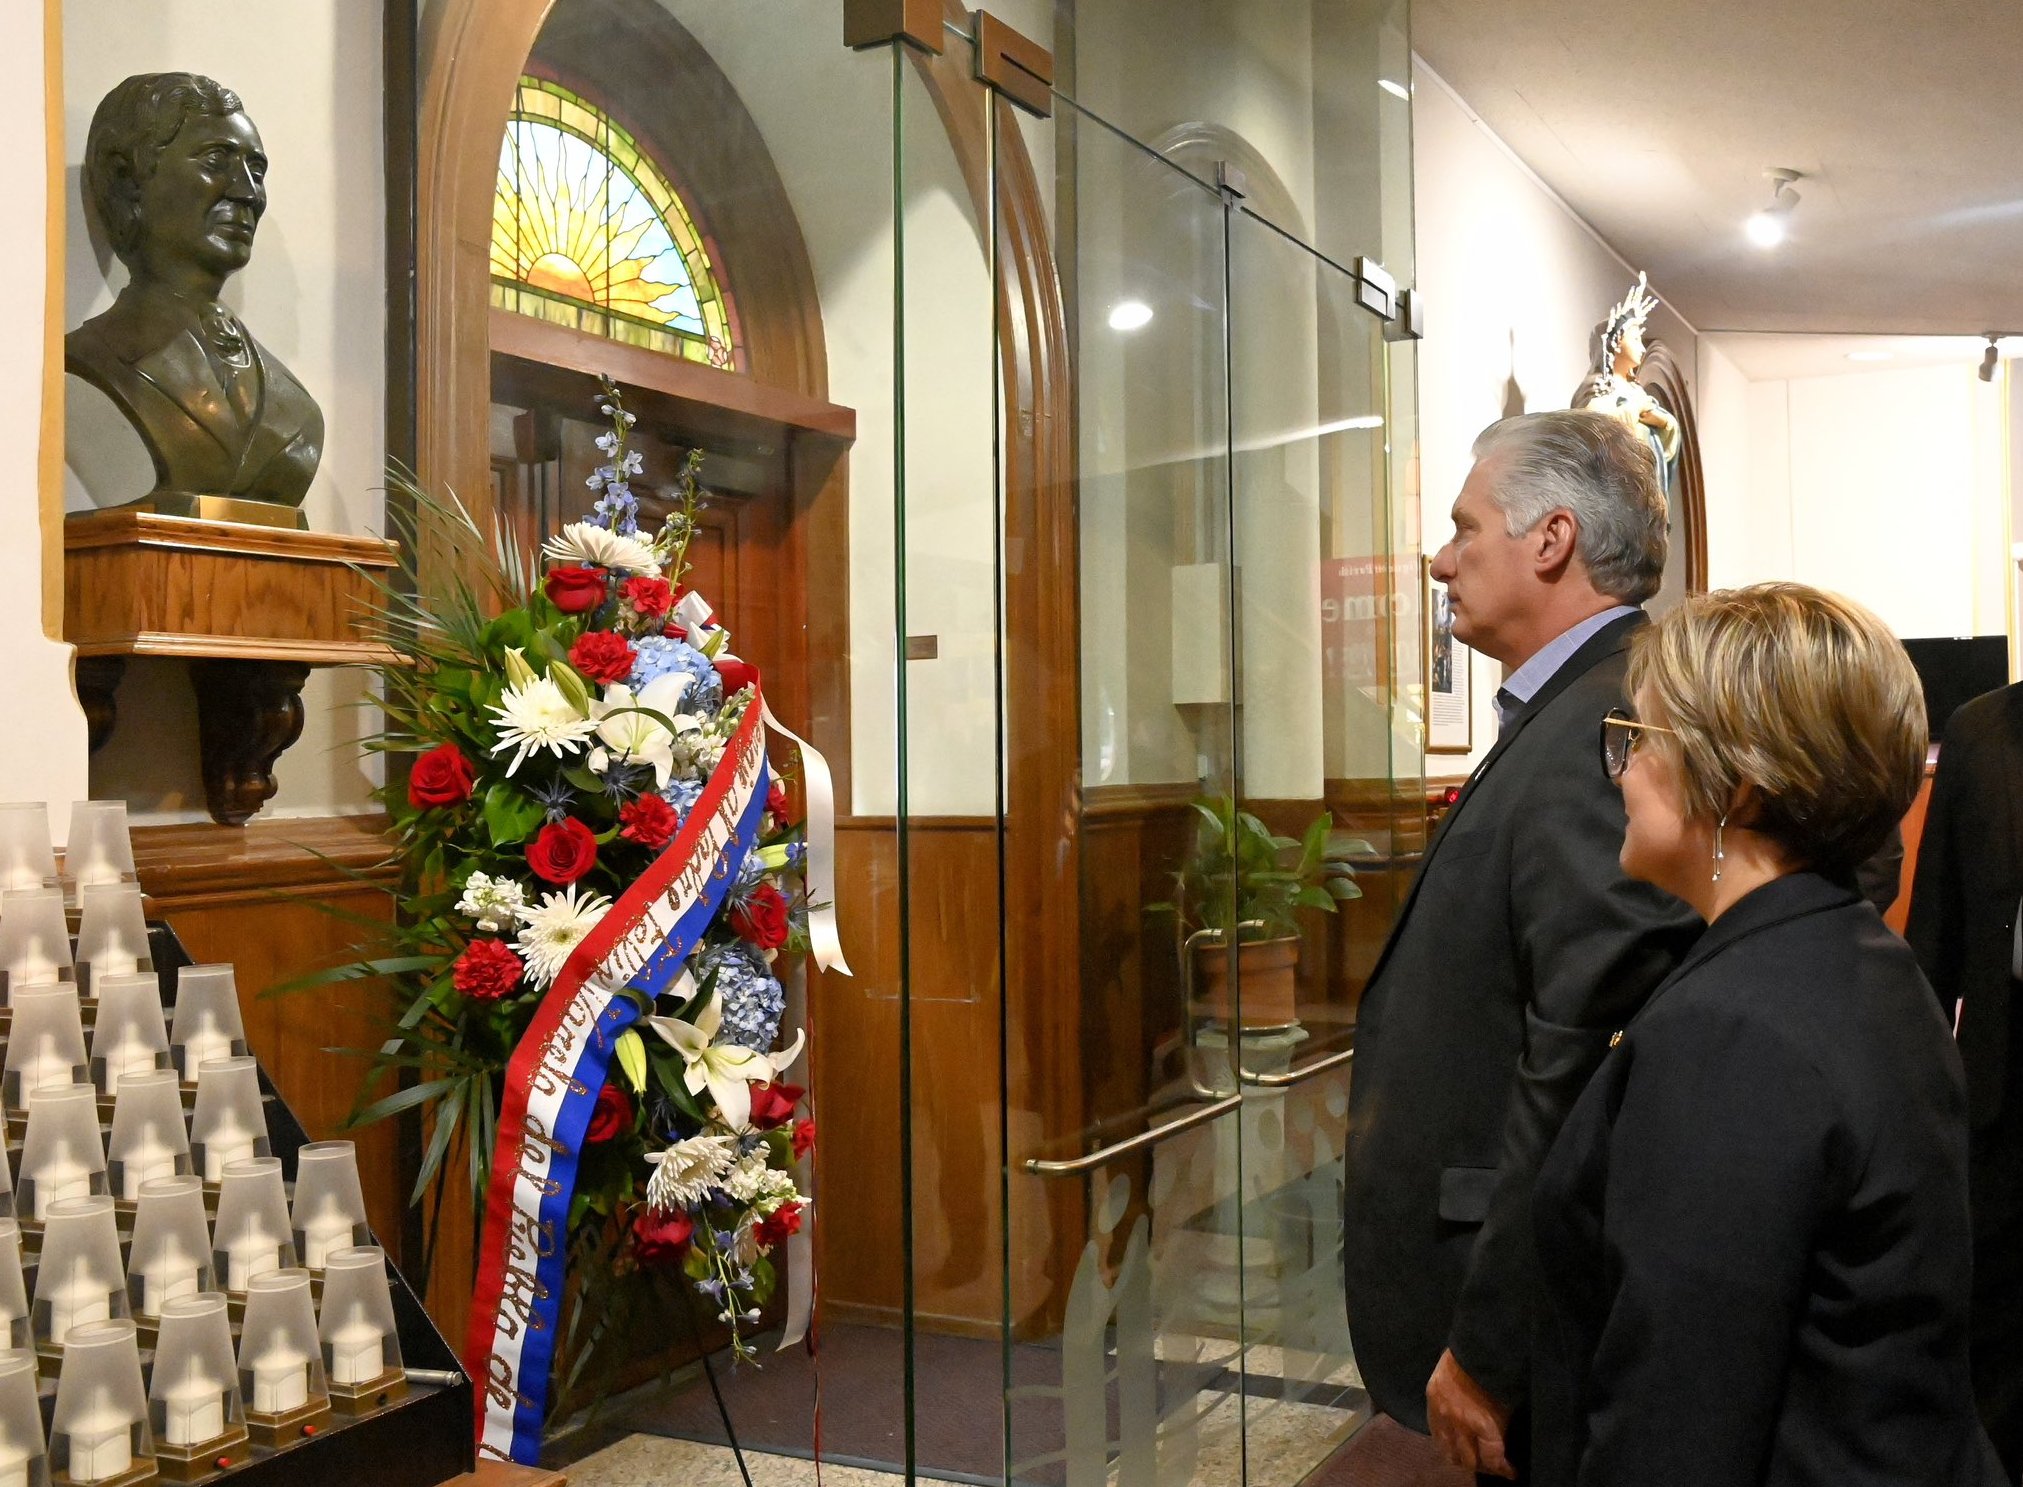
[1386,286,1425,342]
[1354,256,1396,320]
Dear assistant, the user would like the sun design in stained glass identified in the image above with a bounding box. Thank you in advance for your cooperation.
[492,78,736,369]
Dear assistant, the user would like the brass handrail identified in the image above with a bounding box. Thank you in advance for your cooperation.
[1023,1094,1242,1177]
[1239,1044,1354,1088]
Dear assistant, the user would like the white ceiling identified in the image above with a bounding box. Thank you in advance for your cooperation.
[1413,1,2023,335]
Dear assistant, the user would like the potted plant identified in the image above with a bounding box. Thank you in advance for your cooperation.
[1156,795,1362,1028]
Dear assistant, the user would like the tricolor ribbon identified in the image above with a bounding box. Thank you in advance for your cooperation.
[467,691,771,1464]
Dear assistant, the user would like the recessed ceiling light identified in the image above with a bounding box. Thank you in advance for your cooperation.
[1846,350,1892,362]
[1378,78,1411,100]
[1108,300,1153,332]
[1745,211,1787,248]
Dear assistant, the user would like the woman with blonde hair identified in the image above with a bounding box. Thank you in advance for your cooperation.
[1531,582,2004,1486]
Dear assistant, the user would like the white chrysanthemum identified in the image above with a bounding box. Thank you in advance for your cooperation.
[542,521,660,575]
[513,885,612,989]
[488,677,597,776]
[646,1134,740,1211]
[455,872,526,933]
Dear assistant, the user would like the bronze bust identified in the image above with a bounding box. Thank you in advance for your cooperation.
[67,73,322,529]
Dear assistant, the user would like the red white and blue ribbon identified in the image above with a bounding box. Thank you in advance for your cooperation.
[466,692,771,1464]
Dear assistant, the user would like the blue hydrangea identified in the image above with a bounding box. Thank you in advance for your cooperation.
[666,777,705,821]
[630,636,722,714]
[700,941,784,1052]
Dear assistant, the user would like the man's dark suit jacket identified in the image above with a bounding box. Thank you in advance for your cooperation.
[1343,610,1697,1430]
[1532,873,2004,1487]
[1906,683,2023,1478]
[1908,685,2023,1130]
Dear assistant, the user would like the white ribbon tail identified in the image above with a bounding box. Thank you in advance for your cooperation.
[758,697,853,977]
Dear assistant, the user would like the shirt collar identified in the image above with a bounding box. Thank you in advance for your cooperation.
[1500,604,1640,709]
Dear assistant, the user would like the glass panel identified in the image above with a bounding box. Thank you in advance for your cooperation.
[997,91,1249,1487]
[1225,205,1413,1484]
[1054,0,1418,282]
[895,44,1010,1485]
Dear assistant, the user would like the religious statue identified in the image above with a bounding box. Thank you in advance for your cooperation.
[1578,272,1682,492]
[67,73,322,529]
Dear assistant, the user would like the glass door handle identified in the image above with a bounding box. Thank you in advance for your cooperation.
[1023,1094,1242,1177]
[1239,1044,1354,1088]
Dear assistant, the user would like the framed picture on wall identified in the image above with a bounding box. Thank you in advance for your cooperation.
[1426,557,1474,754]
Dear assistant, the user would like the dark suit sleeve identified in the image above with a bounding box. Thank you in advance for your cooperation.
[1906,726,1966,1020]
[1446,768,1694,1407]
[1578,1014,1842,1485]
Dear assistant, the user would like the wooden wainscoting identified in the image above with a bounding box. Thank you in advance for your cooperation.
[133,815,406,1262]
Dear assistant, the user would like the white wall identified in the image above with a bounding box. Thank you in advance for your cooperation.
[4,2,92,837]
[1700,353,2009,643]
[1411,58,1697,771]
[62,0,385,820]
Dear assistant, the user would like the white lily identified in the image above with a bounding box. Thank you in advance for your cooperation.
[646,990,804,1132]
[586,672,691,786]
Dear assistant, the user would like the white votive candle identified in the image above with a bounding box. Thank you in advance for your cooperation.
[120,1132,180,1199]
[224,1230,282,1291]
[139,1255,200,1317]
[49,1276,111,1348]
[34,1157,90,1220]
[180,1031,231,1082]
[249,1345,308,1414]
[0,1443,26,1487]
[326,1320,383,1387]
[18,1042,73,1102]
[201,1110,256,1181]
[65,1402,130,1483]
[300,1206,358,1272]
[162,1380,224,1448]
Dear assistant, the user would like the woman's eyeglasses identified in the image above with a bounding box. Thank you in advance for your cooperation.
[1599,708,1677,781]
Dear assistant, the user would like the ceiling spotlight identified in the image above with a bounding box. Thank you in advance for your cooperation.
[1980,335,2002,383]
[1378,78,1411,100]
[1108,300,1153,332]
[1745,168,1803,249]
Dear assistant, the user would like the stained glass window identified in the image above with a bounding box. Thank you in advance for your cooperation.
[492,77,736,369]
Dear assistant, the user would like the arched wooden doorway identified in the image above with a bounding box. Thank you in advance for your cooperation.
[415,0,854,1342]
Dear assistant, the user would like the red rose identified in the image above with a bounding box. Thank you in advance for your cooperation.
[715,657,758,696]
[453,939,523,1002]
[747,1080,805,1130]
[632,1206,694,1267]
[528,818,598,884]
[764,779,791,825]
[755,1201,803,1252]
[619,793,680,851]
[729,882,791,950]
[619,576,673,617]
[585,1083,632,1143]
[545,565,608,614]
[791,1119,816,1160]
[407,743,475,809]
[569,631,637,686]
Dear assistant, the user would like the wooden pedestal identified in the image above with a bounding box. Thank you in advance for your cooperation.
[63,512,400,826]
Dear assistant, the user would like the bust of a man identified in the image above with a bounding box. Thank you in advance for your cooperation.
[67,73,322,527]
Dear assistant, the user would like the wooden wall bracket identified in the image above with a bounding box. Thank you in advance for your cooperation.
[64,509,400,826]
[843,0,944,52]
[970,10,1053,117]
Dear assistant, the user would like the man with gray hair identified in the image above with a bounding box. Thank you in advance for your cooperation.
[1344,410,1698,1479]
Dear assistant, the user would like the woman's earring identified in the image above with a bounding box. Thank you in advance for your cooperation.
[1713,813,1728,884]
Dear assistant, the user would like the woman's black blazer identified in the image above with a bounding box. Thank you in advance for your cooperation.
[1532,871,2005,1486]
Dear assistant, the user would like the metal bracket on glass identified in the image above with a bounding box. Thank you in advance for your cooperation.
[1353,256,1397,321]
[842,0,944,52]
[1215,160,1248,202]
[1023,1094,1243,1176]
[1385,287,1425,343]
[970,10,1054,116]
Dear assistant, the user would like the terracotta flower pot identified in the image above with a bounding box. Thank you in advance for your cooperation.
[1195,934,1300,1028]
